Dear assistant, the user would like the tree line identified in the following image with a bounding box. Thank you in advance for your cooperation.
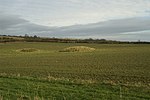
[0,34,150,44]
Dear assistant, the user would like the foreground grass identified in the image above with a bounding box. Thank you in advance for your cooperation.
[0,76,150,100]
[0,42,150,99]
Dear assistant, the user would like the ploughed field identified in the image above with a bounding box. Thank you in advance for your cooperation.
[0,42,150,99]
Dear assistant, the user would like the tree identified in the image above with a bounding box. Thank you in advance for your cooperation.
[25,34,29,37]
[33,35,38,38]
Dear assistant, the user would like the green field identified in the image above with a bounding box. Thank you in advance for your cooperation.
[0,42,150,99]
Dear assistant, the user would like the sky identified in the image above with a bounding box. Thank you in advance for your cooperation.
[0,0,150,41]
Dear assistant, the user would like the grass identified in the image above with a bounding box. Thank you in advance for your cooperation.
[0,42,150,99]
[0,76,150,100]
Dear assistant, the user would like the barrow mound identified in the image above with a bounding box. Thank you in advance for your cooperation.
[60,46,95,52]
[18,48,38,52]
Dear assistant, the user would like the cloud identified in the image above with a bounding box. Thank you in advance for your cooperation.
[0,13,150,41]
[50,17,150,34]
[0,0,150,26]
[0,11,150,41]
[45,17,150,41]
[0,14,28,30]
[0,13,54,35]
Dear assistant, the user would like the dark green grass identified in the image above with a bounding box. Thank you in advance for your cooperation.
[0,42,150,99]
[0,76,150,100]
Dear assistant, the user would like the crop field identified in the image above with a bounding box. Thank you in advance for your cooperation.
[0,42,150,99]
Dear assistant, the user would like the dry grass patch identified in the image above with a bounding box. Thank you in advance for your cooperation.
[60,46,95,52]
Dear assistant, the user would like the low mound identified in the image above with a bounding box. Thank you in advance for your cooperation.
[60,46,95,52]
[18,48,38,52]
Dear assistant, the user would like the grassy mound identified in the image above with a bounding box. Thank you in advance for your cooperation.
[18,48,38,52]
[60,46,95,52]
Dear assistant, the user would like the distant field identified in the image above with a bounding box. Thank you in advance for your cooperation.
[0,42,150,99]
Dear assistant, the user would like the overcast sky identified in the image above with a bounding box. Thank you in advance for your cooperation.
[0,0,150,41]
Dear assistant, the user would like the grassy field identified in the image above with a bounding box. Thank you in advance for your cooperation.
[0,42,150,99]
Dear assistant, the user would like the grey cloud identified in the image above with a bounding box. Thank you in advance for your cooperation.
[0,13,54,35]
[51,17,150,35]
[0,14,28,30]
[45,17,150,41]
[0,13,150,41]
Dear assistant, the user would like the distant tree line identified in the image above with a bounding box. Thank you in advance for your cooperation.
[0,34,150,44]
